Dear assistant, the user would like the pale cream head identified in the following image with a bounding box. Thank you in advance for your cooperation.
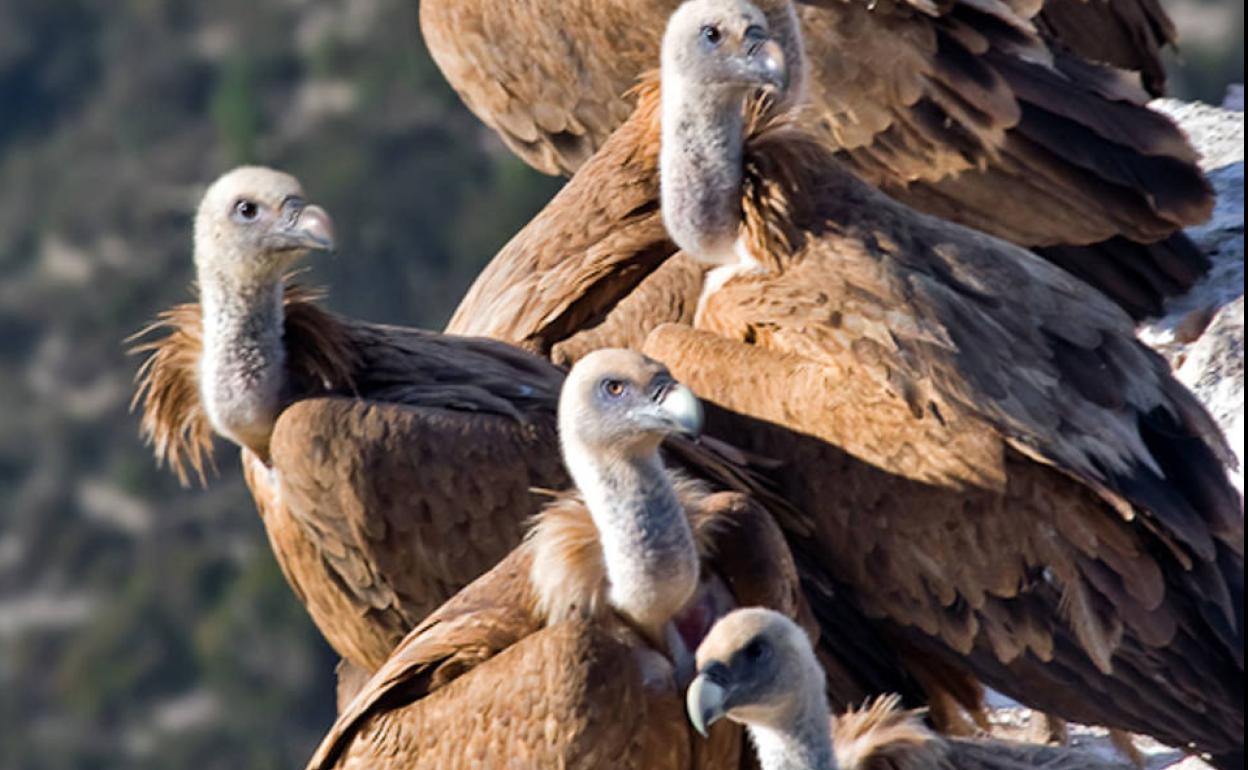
[194,166,335,284]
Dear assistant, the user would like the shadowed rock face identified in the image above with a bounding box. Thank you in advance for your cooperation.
[1140,98,1244,490]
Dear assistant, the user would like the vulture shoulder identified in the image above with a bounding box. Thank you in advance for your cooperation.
[644,121,1243,761]
[426,0,1205,317]
[419,0,670,176]
[133,286,571,670]
[305,479,804,770]
[446,80,673,353]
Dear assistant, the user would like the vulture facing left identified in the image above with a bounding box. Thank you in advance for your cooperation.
[303,350,809,769]
[689,609,1140,770]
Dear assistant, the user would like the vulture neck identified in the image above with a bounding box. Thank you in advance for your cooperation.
[749,687,837,770]
[197,265,287,457]
[660,78,748,267]
[564,437,700,644]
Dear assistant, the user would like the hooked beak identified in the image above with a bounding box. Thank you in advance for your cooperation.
[273,202,335,252]
[686,669,729,737]
[656,382,703,438]
[745,36,786,90]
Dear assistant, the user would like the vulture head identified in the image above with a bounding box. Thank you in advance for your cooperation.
[193,166,335,457]
[687,607,826,738]
[559,348,703,460]
[659,0,790,268]
[662,0,787,96]
[194,166,335,285]
[556,349,704,644]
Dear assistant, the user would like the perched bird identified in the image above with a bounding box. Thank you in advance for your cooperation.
[689,608,1139,770]
[133,167,790,704]
[423,0,1204,318]
[641,1,1243,765]
[304,350,809,770]
[131,167,571,680]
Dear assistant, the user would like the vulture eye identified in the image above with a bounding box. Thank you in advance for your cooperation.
[233,199,260,222]
[743,638,770,663]
[700,25,722,45]
[601,379,629,399]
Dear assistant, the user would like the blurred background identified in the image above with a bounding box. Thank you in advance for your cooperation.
[0,1,1239,768]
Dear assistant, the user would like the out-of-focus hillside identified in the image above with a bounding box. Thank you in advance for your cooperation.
[0,1,1238,768]
[0,1,558,768]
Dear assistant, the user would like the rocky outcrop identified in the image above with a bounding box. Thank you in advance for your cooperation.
[1142,98,1244,491]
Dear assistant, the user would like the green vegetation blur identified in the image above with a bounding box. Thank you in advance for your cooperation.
[0,0,1238,768]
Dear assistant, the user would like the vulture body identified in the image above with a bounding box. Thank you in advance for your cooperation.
[133,167,570,673]
[689,609,1139,770]
[422,0,1204,319]
[648,2,1243,765]
[303,351,809,770]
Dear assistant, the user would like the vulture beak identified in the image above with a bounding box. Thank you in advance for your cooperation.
[273,201,336,252]
[686,663,730,737]
[656,382,704,438]
[744,32,786,90]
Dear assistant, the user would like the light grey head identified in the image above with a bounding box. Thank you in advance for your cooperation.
[559,349,703,460]
[193,166,335,285]
[687,608,826,737]
[659,0,791,267]
[662,0,788,96]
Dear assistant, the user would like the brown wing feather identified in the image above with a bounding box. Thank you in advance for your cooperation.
[305,476,809,770]
[1034,0,1174,96]
[640,130,1242,758]
[132,287,576,673]
[445,80,672,353]
[425,0,1204,317]
[266,395,566,669]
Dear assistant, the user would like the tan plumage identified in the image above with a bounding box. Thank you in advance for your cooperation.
[649,7,1242,763]
[455,4,1240,762]
[133,285,570,670]
[133,168,808,695]
[303,351,809,770]
[130,167,568,675]
[423,0,1207,318]
[447,91,954,719]
[690,610,1140,770]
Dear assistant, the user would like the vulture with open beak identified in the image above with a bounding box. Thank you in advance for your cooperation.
[131,168,788,704]
[302,350,810,769]
[689,608,1140,770]
[424,0,1202,319]
[639,1,1243,765]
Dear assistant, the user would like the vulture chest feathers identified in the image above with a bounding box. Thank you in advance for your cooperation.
[650,6,1243,764]
[304,351,811,770]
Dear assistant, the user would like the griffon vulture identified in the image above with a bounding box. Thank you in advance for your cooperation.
[302,350,810,770]
[688,608,1139,770]
[642,1,1243,765]
[422,0,1203,318]
[131,168,780,698]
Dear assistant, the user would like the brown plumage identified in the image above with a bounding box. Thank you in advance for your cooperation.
[690,609,1139,770]
[133,285,571,670]
[132,168,810,697]
[130,166,568,675]
[303,351,809,770]
[423,0,1206,319]
[649,6,1242,763]
[446,89,948,721]
[453,5,1241,763]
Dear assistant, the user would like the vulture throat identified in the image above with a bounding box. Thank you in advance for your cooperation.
[193,166,334,459]
[659,0,787,269]
[557,348,705,645]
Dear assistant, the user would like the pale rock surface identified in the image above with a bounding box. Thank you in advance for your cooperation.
[1140,98,1244,491]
